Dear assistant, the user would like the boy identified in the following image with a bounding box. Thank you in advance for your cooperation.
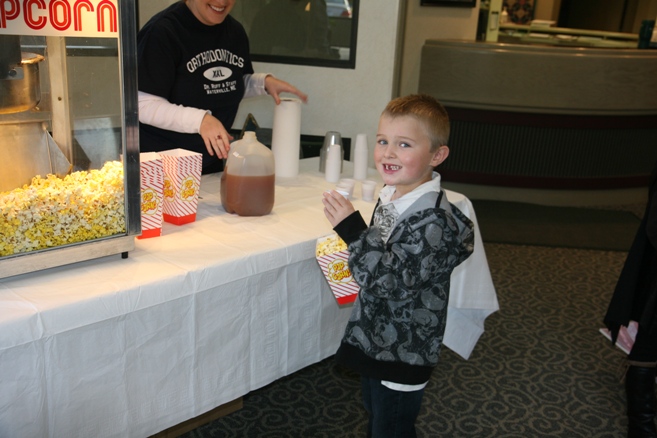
[322,94,474,437]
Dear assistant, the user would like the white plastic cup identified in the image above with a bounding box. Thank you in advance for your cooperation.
[335,184,351,199]
[339,178,355,186]
[325,143,342,183]
[353,134,369,180]
[337,178,355,198]
[361,180,377,201]
[271,98,301,178]
[320,131,342,172]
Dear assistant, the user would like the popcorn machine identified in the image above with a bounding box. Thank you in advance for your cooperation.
[0,0,140,278]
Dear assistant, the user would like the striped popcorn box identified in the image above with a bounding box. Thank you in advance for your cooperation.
[138,152,164,239]
[315,234,359,306]
[159,149,202,225]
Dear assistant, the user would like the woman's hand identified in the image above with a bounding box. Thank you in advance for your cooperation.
[322,190,355,227]
[199,113,233,159]
[265,76,308,105]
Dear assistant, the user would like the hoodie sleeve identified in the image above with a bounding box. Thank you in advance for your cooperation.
[333,211,368,245]
[448,203,476,266]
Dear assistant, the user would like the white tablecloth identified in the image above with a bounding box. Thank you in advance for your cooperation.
[0,158,498,438]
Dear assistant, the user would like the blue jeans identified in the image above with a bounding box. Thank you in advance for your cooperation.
[361,377,425,438]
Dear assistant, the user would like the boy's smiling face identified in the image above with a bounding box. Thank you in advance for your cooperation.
[375,115,449,199]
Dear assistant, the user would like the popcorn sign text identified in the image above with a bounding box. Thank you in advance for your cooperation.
[0,0,119,38]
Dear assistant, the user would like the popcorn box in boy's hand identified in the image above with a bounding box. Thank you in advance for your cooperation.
[316,234,359,306]
[138,152,164,239]
[159,149,202,225]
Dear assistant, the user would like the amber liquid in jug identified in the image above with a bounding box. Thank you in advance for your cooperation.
[220,173,275,216]
[220,131,275,216]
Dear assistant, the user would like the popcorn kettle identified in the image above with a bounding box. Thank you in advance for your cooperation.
[0,0,141,279]
[0,35,44,115]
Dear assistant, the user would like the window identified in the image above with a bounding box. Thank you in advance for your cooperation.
[231,0,359,69]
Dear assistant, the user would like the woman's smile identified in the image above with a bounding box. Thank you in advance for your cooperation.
[209,4,226,13]
[186,0,235,26]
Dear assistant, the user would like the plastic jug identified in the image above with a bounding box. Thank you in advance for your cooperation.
[220,131,275,216]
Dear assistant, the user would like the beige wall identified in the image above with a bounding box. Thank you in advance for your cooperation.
[139,0,175,27]
[533,0,560,21]
[397,2,479,97]
[634,0,657,31]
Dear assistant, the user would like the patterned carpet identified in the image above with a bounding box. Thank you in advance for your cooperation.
[181,242,635,437]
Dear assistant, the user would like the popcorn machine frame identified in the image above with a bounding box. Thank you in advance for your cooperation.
[0,0,140,278]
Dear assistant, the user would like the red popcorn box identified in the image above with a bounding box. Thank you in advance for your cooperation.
[138,152,164,239]
[316,234,359,306]
[159,149,202,225]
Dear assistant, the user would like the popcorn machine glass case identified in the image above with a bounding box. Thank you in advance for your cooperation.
[0,0,140,278]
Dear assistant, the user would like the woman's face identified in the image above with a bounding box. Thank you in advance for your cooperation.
[186,0,235,26]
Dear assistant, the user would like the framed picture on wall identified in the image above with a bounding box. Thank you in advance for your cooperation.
[421,0,477,6]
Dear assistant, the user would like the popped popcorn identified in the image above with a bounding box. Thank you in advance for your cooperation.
[316,234,348,257]
[315,233,359,306]
[0,161,126,257]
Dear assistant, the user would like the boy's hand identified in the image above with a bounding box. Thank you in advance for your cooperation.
[322,190,355,227]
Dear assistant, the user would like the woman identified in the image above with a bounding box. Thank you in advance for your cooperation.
[137,0,308,173]
[605,159,657,438]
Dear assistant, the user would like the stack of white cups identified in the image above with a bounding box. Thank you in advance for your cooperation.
[271,98,302,178]
[352,133,369,181]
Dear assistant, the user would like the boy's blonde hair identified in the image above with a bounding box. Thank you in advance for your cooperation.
[381,94,450,152]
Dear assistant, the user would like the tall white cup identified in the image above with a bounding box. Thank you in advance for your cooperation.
[271,98,301,178]
[353,133,369,180]
[320,131,342,172]
[325,144,342,183]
